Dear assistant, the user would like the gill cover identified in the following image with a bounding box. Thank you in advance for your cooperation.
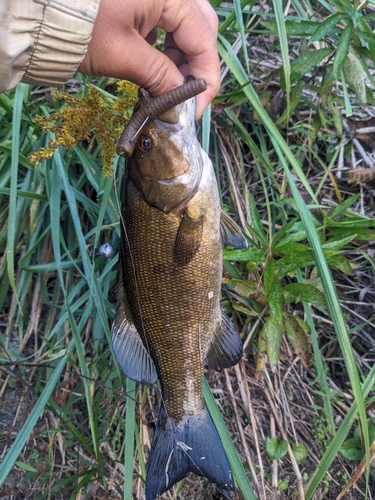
[127,97,204,213]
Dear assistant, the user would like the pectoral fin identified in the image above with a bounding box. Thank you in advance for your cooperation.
[220,210,248,249]
[112,300,158,385]
[205,311,243,370]
[173,211,203,266]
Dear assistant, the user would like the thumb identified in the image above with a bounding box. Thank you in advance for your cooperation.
[79,32,184,96]
[117,35,185,96]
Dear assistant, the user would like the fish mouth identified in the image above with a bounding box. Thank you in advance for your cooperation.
[117,78,206,157]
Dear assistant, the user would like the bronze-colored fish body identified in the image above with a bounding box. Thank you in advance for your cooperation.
[112,86,246,500]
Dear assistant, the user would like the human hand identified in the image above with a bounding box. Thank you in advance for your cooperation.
[78,0,220,119]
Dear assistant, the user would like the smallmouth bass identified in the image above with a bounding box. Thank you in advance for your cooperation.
[113,79,247,499]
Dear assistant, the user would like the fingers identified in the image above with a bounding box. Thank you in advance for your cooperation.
[163,33,186,69]
[79,0,220,119]
[145,28,157,45]
[159,0,220,118]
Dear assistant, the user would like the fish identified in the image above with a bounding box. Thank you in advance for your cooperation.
[112,78,247,500]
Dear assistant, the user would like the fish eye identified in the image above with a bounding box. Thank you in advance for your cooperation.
[138,135,152,153]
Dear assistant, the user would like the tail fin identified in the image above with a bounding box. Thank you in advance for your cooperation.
[146,405,234,500]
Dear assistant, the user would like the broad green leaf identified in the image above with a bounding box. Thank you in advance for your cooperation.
[222,278,266,303]
[341,67,352,116]
[281,48,333,88]
[233,303,258,316]
[264,314,283,370]
[343,51,366,103]
[322,234,357,250]
[292,443,309,463]
[327,94,343,134]
[309,13,346,44]
[340,438,363,461]
[363,12,375,21]
[264,258,276,297]
[277,80,304,127]
[273,241,310,254]
[283,283,326,311]
[330,194,360,218]
[283,312,310,368]
[260,20,319,37]
[223,248,267,263]
[275,250,315,275]
[266,437,288,460]
[326,253,353,274]
[357,29,375,45]
[15,461,38,473]
[270,217,300,247]
[333,23,353,78]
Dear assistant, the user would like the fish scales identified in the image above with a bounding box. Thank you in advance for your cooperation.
[122,169,221,421]
[112,80,246,500]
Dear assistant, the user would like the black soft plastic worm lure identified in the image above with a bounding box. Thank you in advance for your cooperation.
[116,77,207,158]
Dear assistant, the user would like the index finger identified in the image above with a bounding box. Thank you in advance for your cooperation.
[159,0,220,118]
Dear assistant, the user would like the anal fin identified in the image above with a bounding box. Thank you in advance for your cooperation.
[220,210,248,249]
[112,300,158,385]
[206,311,243,370]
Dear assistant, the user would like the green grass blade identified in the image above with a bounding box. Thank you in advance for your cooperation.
[298,269,334,432]
[201,103,211,154]
[203,377,256,500]
[48,399,96,457]
[6,83,26,302]
[219,0,253,35]
[67,306,101,461]
[234,0,250,74]
[0,340,75,487]
[124,378,136,500]
[54,149,113,341]
[273,0,290,111]
[218,35,370,496]
[277,145,370,497]
[306,362,375,499]
[217,36,318,204]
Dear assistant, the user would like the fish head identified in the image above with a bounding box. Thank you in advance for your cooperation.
[128,96,204,213]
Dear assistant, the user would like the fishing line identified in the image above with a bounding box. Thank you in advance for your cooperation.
[113,100,225,496]
[113,158,170,420]
[113,160,152,358]
[114,151,211,488]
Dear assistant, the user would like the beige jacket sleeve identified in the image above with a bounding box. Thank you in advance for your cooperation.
[0,0,101,93]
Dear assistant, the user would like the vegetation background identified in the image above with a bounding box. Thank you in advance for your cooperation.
[1,0,375,499]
